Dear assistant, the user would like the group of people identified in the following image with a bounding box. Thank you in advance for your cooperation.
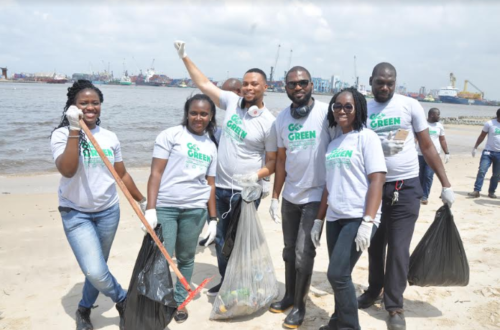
[55,39,500,330]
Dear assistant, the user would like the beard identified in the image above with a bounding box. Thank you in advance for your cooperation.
[287,89,312,107]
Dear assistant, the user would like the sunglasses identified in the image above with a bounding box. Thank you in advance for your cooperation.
[286,80,310,89]
[331,102,354,113]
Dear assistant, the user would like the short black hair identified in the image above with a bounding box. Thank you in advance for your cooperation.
[245,68,267,82]
[372,62,397,77]
[327,87,367,131]
[285,66,312,82]
[497,108,500,117]
[428,108,440,116]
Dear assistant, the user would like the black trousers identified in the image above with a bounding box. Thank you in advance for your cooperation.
[366,177,423,311]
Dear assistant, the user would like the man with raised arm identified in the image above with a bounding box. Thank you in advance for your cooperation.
[173,41,278,296]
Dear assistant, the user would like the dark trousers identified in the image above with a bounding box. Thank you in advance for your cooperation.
[366,177,422,312]
[418,155,434,200]
[326,219,377,330]
[281,198,320,275]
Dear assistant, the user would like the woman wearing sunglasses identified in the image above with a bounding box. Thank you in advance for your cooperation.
[310,87,386,330]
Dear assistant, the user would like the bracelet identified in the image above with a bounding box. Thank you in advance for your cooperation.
[209,216,219,223]
[68,136,80,139]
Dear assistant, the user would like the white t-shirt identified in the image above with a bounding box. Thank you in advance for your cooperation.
[325,129,387,224]
[217,91,278,190]
[153,125,217,209]
[417,122,445,155]
[367,94,428,182]
[51,126,122,212]
[483,119,500,152]
[275,101,331,204]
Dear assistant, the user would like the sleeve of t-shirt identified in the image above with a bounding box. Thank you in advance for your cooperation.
[112,133,123,163]
[276,113,285,148]
[51,128,69,161]
[439,124,445,136]
[362,130,387,175]
[482,121,490,133]
[411,101,429,133]
[207,144,217,177]
[153,129,175,159]
[219,90,239,111]
[265,120,278,152]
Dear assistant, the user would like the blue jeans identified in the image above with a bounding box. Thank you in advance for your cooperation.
[326,219,377,330]
[156,207,207,305]
[418,155,434,200]
[215,187,260,279]
[473,150,500,194]
[59,203,127,309]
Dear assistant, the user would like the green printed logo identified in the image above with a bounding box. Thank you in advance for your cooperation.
[370,112,401,131]
[495,128,500,135]
[83,145,114,168]
[287,122,316,151]
[185,143,211,170]
[429,129,438,136]
[288,123,303,131]
[325,147,353,169]
[224,114,248,143]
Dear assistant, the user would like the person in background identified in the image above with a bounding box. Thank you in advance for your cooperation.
[312,87,386,330]
[144,94,218,323]
[50,80,146,330]
[358,63,454,330]
[417,108,449,205]
[468,108,500,199]
[173,40,277,297]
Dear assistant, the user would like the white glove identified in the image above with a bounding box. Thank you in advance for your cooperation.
[444,154,450,164]
[269,198,281,224]
[142,209,158,235]
[138,198,147,214]
[202,220,217,247]
[174,40,187,59]
[381,131,405,157]
[310,219,323,248]
[66,105,83,131]
[441,187,455,208]
[261,178,270,199]
[355,218,374,252]
[472,148,477,157]
[234,172,259,186]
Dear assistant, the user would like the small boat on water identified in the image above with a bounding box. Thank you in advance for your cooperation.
[47,74,68,84]
[178,81,187,88]
[120,71,132,86]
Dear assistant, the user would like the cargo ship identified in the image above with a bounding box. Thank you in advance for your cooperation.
[438,73,488,106]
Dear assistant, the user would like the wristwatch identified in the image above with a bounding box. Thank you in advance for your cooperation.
[362,215,374,223]
[209,216,219,223]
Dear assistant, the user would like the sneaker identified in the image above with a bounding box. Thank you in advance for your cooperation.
[387,310,406,330]
[488,193,497,199]
[174,307,188,323]
[115,299,126,330]
[206,282,222,297]
[75,306,93,330]
[357,290,383,309]
[468,191,480,198]
[420,199,428,205]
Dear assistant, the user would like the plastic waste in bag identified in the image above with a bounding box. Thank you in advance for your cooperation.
[211,183,279,320]
[408,204,469,287]
[124,225,177,329]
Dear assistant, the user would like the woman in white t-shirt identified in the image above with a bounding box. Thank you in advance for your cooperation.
[144,94,219,323]
[50,80,146,330]
[310,88,386,330]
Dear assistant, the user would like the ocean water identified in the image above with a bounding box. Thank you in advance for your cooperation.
[0,82,498,175]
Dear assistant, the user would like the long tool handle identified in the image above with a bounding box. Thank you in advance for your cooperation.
[79,120,192,292]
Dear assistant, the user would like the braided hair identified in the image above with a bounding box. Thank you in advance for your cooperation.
[51,80,104,157]
[182,94,218,147]
[327,87,367,131]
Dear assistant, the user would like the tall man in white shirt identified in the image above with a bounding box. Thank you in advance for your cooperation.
[173,41,278,296]
[468,108,500,199]
[417,108,450,205]
[269,66,332,329]
[357,63,454,330]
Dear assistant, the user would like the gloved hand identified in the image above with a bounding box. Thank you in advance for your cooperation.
[310,219,323,248]
[66,105,83,131]
[269,198,281,224]
[138,198,147,214]
[441,187,455,208]
[174,40,187,59]
[142,209,158,235]
[444,154,450,164]
[261,178,270,199]
[355,217,374,252]
[381,131,405,157]
[202,220,217,247]
[472,148,477,157]
[234,172,259,186]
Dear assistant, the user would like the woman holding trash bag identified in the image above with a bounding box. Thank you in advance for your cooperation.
[310,87,386,330]
[144,93,218,323]
[50,79,146,330]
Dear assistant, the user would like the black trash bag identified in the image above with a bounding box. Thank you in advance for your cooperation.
[408,204,469,287]
[124,225,177,330]
[221,197,243,259]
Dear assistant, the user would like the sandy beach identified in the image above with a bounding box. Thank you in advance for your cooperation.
[1,123,499,330]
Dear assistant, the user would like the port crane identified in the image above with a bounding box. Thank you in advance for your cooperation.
[269,44,281,83]
[449,72,456,88]
[459,80,484,100]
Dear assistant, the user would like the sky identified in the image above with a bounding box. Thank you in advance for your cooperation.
[1,0,499,99]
